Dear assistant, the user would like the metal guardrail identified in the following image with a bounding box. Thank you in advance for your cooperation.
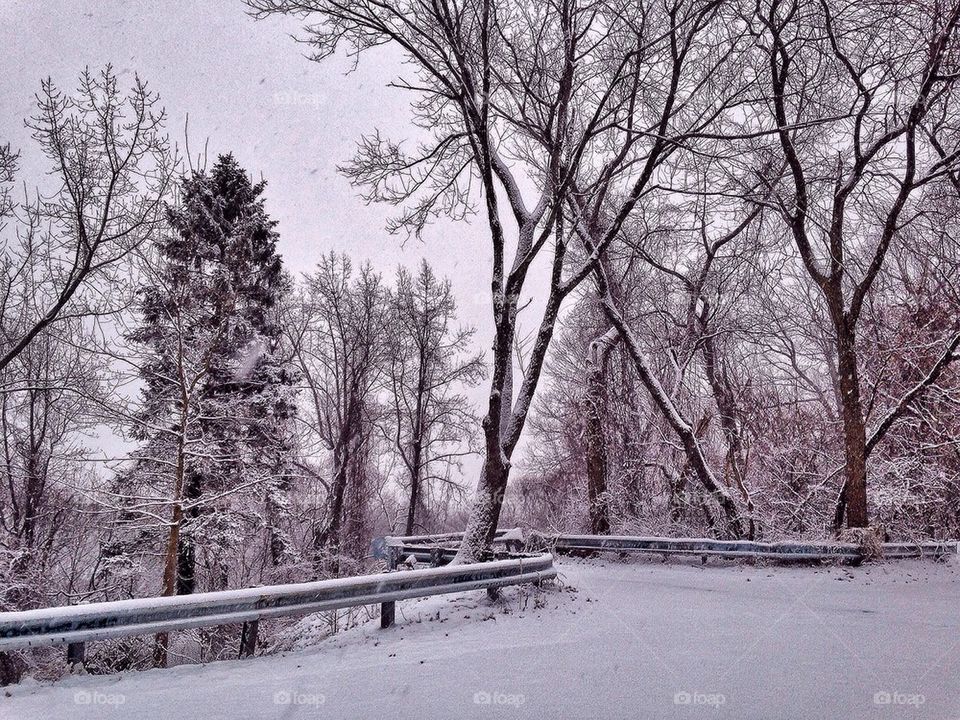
[3,526,953,667]
[384,528,523,547]
[375,528,525,568]
[530,533,958,563]
[0,552,557,655]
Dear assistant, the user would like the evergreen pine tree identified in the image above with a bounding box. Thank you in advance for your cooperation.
[129,154,298,605]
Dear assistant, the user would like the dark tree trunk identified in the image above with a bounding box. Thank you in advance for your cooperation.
[175,471,202,596]
[457,452,510,561]
[343,432,371,560]
[584,327,618,534]
[454,298,517,563]
[22,389,46,548]
[313,452,349,563]
[834,322,869,528]
[404,441,422,537]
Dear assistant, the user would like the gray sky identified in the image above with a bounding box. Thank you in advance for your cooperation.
[0,0,496,327]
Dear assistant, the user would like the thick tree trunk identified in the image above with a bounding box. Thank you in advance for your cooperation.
[584,327,619,534]
[453,210,562,563]
[834,324,869,528]
[453,287,518,563]
[313,390,367,571]
[343,433,371,560]
[454,452,510,563]
[313,452,349,566]
[21,388,45,548]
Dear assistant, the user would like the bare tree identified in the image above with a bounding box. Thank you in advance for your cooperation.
[286,254,389,571]
[0,67,173,377]
[595,172,763,536]
[750,0,960,528]
[249,0,758,557]
[0,320,98,600]
[384,261,484,536]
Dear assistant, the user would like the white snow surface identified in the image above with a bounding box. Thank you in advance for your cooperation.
[3,557,959,719]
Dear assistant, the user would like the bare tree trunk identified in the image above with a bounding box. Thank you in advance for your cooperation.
[833,322,869,528]
[154,410,188,668]
[584,327,618,534]
[701,334,755,539]
[403,441,422,537]
[21,430,41,548]
[457,454,510,562]
[314,408,372,574]
[343,430,371,561]
[313,448,349,567]
[453,248,522,563]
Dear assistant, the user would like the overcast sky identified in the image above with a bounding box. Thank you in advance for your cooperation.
[0,0,499,327]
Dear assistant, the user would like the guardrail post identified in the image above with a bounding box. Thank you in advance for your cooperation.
[380,545,398,628]
[66,642,85,669]
[380,600,395,629]
[238,620,259,658]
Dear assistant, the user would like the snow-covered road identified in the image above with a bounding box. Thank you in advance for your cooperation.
[4,557,959,719]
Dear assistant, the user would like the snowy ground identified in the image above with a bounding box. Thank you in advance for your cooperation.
[3,556,959,720]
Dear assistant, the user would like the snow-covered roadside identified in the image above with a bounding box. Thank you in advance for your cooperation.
[3,557,959,720]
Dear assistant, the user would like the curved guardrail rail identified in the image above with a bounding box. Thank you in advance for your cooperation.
[0,553,556,652]
[530,533,958,562]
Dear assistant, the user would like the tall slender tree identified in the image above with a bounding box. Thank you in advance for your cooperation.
[286,254,389,573]
[384,261,484,536]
